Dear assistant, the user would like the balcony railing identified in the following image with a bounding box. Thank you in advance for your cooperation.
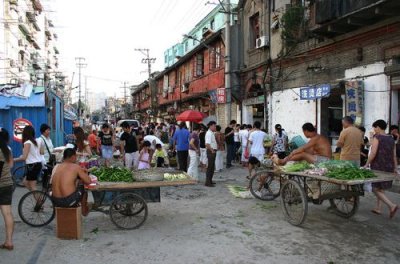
[310,0,400,36]
[18,16,30,36]
[31,0,43,12]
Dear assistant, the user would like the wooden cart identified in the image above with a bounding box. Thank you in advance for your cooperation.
[18,170,196,229]
[90,174,197,229]
[249,169,396,226]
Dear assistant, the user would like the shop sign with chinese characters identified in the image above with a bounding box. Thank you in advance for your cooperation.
[345,81,364,125]
[300,84,331,100]
[217,88,226,103]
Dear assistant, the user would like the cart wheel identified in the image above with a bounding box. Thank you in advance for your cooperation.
[249,171,280,201]
[280,179,308,226]
[329,195,359,218]
[109,193,148,230]
[18,191,55,227]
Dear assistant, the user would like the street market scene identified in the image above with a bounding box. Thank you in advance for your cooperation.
[1,0,400,263]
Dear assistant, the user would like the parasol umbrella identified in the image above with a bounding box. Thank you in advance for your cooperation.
[176,110,207,123]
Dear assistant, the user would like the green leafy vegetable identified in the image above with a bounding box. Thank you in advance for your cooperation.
[317,160,357,170]
[91,167,134,182]
[326,167,375,180]
[282,161,311,172]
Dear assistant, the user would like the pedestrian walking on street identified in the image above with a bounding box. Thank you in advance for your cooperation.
[199,125,208,171]
[173,122,190,172]
[98,124,114,167]
[337,116,364,167]
[205,121,217,187]
[120,121,139,169]
[0,128,14,251]
[225,120,237,168]
[188,123,200,180]
[14,125,43,191]
[87,129,99,155]
[271,124,288,159]
[246,121,267,179]
[364,119,399,218]
[215,125,225,172]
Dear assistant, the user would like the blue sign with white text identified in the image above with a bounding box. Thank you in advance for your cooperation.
[300,84,331,100]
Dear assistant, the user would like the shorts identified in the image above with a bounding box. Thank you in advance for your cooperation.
[276,152,287,159]
[101,145,113,159]
[51,185,85,208]
[26,162,42,181]
[249,154,264,165]
[0,185,13,205]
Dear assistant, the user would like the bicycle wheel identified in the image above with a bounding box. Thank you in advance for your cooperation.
[329,196,359,218]
[18,190,55,227]
[109,193,148,230]
[12,165,26,187]
[249,170,280,201]
[280,179,308,226]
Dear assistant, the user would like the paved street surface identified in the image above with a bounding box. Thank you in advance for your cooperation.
[1,166,400,264]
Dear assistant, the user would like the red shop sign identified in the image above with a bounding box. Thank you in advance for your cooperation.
[13,118,32,142]
[217,88,226,103]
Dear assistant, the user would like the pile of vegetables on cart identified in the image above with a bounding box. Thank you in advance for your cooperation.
[282,160,376,180]
[89,167,135,182]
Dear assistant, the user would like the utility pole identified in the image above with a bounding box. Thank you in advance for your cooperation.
[135,48,156,116]
[224,0,232,124]
[85,76,89,113]
[75,57,87,123]
[120,81,128,118]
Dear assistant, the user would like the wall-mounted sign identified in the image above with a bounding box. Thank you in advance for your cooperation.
[208,90,218,104]
[345,81,364,125]
[13,118,32,142]
[300,84,331,100]
[217,88,226,103]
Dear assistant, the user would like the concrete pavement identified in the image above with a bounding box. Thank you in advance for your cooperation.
[1,166,400,264]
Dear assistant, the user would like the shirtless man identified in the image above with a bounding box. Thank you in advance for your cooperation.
[273,123,332,165]
[51,148,91,216]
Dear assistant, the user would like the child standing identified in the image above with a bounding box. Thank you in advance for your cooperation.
[154,143,166,167]
[138,141,151,170]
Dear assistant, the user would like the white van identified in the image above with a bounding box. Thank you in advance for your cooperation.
[115,119,140,137]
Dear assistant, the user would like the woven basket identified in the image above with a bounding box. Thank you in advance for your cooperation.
[135,170,164,182]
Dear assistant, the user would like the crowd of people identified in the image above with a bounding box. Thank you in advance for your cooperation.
[1,115,400,250]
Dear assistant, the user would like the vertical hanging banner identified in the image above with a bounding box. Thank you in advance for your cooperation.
[217,88,226,103]
[345,81,364,125]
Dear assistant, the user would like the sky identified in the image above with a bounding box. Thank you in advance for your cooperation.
[50,0,217,101]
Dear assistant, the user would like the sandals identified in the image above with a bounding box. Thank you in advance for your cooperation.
[371,209,381,215]
[0,244,14,251]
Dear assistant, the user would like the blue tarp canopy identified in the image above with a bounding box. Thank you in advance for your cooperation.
[0,92,45,110]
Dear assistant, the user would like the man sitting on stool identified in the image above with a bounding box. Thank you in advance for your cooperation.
[51,148,91,216]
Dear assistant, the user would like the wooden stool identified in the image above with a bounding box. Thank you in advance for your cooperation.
[55,207,82,240]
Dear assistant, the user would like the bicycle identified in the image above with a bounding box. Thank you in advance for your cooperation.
[17,164,55,227]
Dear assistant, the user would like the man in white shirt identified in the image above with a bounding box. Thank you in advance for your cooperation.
[247,121,267,180]
[205,121,217,187]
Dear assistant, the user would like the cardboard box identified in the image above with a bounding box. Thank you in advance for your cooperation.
[56,207,82,240]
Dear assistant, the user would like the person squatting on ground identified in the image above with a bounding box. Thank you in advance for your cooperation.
[50,148,92,216]
[0,128,15,251]
[154,143,167,167]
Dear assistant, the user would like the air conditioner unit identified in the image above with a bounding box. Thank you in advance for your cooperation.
[256,36,269,49]
[168,86,174,93]
[181,83,189,93]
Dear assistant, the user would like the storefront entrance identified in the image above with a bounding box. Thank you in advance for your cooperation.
[320,85,345,150]
[242,96,265,128]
